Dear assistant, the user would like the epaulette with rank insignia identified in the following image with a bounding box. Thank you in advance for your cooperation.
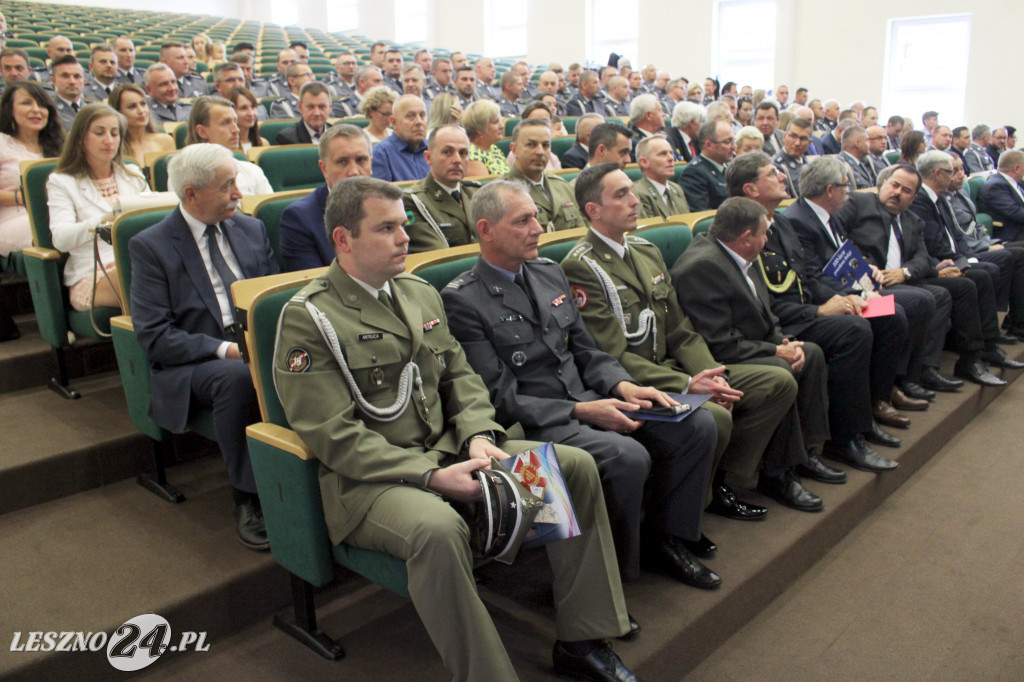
[565,241,593,260]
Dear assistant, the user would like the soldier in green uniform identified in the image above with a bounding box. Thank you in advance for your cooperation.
[273,176,641,682]
[502,117,586,231]
[634,135,691,219]
[563,164,837,523]
[402,125,483,252]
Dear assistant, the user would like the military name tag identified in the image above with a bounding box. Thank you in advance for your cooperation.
[358,332,383,341]
[511,350,527,367]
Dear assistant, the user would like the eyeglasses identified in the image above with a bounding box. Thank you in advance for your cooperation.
[786,133,811,143]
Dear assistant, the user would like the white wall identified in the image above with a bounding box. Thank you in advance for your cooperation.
[26,0,241,17]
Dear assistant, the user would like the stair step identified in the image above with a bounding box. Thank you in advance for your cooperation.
[0,316,117,395]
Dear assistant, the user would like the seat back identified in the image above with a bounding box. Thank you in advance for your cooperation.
[550,135,576,161]
[111,207,176,315]
[538,227,588,262]
[884,150,900,165]
[259,119,301,144]
[406,243,482,291]
[967,175,986,203]
[248,144,322,192]
[21,158,59,250]
[635,221,693,268]
[245,189,316,269]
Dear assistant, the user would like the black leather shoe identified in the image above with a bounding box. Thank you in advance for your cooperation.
[900,381,935,401]
[0,311,19,342]
[955,357,1008,386]
[797,453,847,484]
[891,387,929,411]
[706,484,768,521]
[616,614,641,641]
[234,500,269,551]
[682,533,717,558]
[994,333,1018,345]
[824,435,899,473]
[553,640,643,682]
[1003,326,1024,342]
[757,470,823,512]
[980,347,1024,369]
[864,420,902,448]
[644,536,722,589]
[920,367,964,392]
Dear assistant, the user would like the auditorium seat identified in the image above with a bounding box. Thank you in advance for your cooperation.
[247,144,323,192]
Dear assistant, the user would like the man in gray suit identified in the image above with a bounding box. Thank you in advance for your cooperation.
[442,180,720,589]
[754,100,785,155]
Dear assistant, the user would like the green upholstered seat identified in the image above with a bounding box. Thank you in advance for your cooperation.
[635,221,694,269]
[249,144,322,192]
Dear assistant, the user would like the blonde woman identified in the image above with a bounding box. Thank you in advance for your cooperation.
[463,99,509,177]
[109,84,174,167]
[360,86,397,147]
[426,92,462,131]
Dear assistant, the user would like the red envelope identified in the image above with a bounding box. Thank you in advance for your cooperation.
[861,294,896,318]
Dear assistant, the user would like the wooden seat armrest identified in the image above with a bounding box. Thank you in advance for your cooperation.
[22,245,62,261]
[246,422,316,461]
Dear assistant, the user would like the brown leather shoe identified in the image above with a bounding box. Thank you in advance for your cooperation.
[872,400,910,428]
[891,387,929,411]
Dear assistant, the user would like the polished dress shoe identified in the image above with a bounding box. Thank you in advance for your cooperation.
[757,470,823,512]
[994,333,1018,345]
[864,421,902,448]
[954,357,1008,386]
[1003,326,1024,342]
[796,453,847,484]
[644,536,722,589]
[616,614,641,641]
[899,381,935,401]
[705,484,768,521]
[234,499,269,550]
[980,347,1024,369]
[872,400,910,428]
[824,435,899,473]
[682,533,717,558]
[920,367,964,392]
[891,387,929,411]
[553,640,643,682]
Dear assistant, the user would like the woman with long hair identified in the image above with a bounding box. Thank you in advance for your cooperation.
[47,103,149,312]
[108,83,174,167]
[191,33,211,65]
[426,92,463,132]
[229,86,269,150]
[898,130,926,166]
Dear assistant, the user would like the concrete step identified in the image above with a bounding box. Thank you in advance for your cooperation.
[0,314,117,395]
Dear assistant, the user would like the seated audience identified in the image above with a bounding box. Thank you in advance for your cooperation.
[48,103,150,312]
[279,124,373,271]
[269,62,316,120]
[502,118,585,231]
[275,82,334,145]
[371,94,428,182]
[633,134,690,218]
[735,126,765,156]
[666,101,703,162]
[426,92,463,131]
[228,86,269,150]
[109,83,174,167]
[679,120,735,210]
[184,96,272,196]
[145,63,192,129]
[898,130,926,166]
[559,112,604,169]
[977,149,1024,242]
[463,99,509,177]
[506,102,562,170]
[360,85,398,149]
[771,117,813,196]
[965,124,996,175]
[50,55,90,131]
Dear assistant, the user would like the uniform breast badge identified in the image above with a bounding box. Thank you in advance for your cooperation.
[511,350,527,367]
[370,367,384,386]
[286,348,310,373]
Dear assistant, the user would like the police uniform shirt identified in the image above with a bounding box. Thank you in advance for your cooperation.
[604,98,630,117]
[148,97,193,128]
[83,76,115,101]
[177,73,208,99]
[247,78,273,99]
[423,82,454,100]
[771,150,807,198]
[115,67,146,85]
[52,95,89,131]
[383,76,404,94]
[475,81,498,100]
[455,92,477,110]
[267,74,289,97]
[498,96,523,118]
[269,91,300,119]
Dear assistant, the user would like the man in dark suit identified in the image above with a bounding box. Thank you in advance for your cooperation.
[910,151,1023,371]
[754,101,785,155]
[834,165,1007,387]
[679,120,734,211]
[443,180,721,590]
[558,112,603,170]
[727,152,906,471]
[787,157,946,403]
[665,101,703,163]
[274,82,334,145]
[130,144,280,549]
[978,150,1024,242]
[564,69,603,116]
[279,124,373,271]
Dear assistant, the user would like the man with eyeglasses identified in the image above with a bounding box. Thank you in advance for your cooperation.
[324,51,358,99]
[269,63,316,119]
[679,120,735,210]
[772,117,813,197]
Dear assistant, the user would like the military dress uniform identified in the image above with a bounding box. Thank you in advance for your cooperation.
[267,73,289,97]
[116,67,146,85]
[678,154,729,211]
[771,150,808,198]
[51,96,92,131]
[83,77,115,101]
[402,176,482,252]
[632,175,690,219]
[503,167,585,232]
[475,81,498,101]
[177,72,208,99]
[564,93,602,117]
[455,92,477,111]
[148,97,193,130]
[964,142,995,175]
[247,76,273,99]
[604,98,630,117]
[268,91,300,119]
[497,96,523,118]
[274,263,629,680]
[442,257,717,580]
[560,230,801,483]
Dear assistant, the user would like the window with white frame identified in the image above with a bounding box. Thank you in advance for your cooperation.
[327,0,359,33]
[714,0,776,91]
[396,0,427,44]
[881,14,971,125]
[590,0,638,67]
[485,0,526,58]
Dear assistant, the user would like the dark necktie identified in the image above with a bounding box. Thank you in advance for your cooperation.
[938,198,960,250]
[827,217,844,247]
[891,215,904,263]
[71,101,79,113]
[513,271,539,317]
[452,188,462,205]
[663,188,676,213]
[862,158,877,185]
[126,71,134,83]
[377,289,395,314]
[205,225,237,323]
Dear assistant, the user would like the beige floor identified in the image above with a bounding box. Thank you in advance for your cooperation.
[684,377,1024,682]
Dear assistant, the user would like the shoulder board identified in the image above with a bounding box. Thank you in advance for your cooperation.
[272,97,287,103]
[462,180,483,188]
[532,256,558,265]
[395,272,429,286]
[444,270,478,289]
[626,235,656,248]
[565,241,593,260]
[546,174,570,186]
[293,276,330,303]
[404,183,428,196]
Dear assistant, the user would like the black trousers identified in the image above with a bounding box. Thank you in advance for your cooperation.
[886,284,944,379]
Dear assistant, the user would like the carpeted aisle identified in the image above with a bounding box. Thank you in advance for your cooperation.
[684,377,1024,681]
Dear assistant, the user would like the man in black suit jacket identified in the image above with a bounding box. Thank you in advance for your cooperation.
[679,120,733,211]
[977,150,1024,242]
[666,100,703,162]
[726,153,902,472]
[558,113,603,169]
[834,165,1007,386]
[275,82,334,145]
[786,157,946,403]
[130,144,280,549]
[672,198,830,507]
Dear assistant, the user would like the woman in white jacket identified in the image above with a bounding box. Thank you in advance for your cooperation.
[47,103,149,311]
